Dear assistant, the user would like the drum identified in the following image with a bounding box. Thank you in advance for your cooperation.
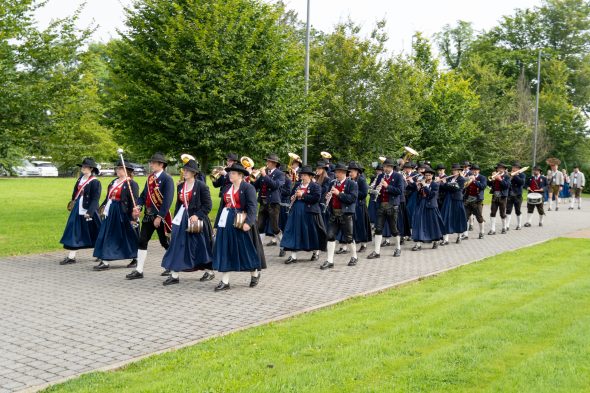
[186,219,203,234]
[66,200,75,211]
[233,211,247,229]
[527,192,543,205]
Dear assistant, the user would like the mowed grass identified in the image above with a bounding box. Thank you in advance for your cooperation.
[45,238,590,393]
[0,177,222,257]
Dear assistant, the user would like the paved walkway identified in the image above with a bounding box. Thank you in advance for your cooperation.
[1,204,589,393]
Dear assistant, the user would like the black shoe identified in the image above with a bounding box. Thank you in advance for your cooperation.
[310,253,319,261]
[568,207,573,210]
[199,272,215,282]
[539,222,543,227]
[460,235,468,241]
[478,233,484,239]
[59,257,76,265]
[161,269,171,276]
[126,270,143,280]
[578,206,581,210]
[214,281,230,291]
[501,228,506,234]
[488,230,496,235]
[556,207,559,211]
[381,240,391,247]
[284,256,297,264]
[524,223,532,227]
[393,249,401,257]
[400,238,405,245]
[439,240,449,246]
[432,242,438,249]
[347,257,358,266]
[127,259,137,268]
[278,248,286,257]
[468,224,473,231]
[456,236,462,244]
[548,207,552,211]
[335,248,349,255]
[515,226,522,230]
[411,244,421,251]
[249,275,259,288]
[94,257,101,262]
[163,276,179,286]
[367,251,380,259]
[266,240,277,247]
[357,245,367,253]
[320,261,334,270]
[93,262,110,271]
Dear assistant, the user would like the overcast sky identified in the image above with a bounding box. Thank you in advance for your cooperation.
[35,0,541,54]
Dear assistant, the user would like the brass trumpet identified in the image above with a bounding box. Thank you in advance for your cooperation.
[209,166,225,181]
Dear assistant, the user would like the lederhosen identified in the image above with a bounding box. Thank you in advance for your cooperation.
[257,172,281,236]
[327,180,354,244]
[490,177,508,219]
[527,176,546,215]
[374,174,399,238]
[464,179,484,223]
[139,174,172,250]
[506,175,524,216]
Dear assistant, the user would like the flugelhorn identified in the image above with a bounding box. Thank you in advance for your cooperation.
[209,166,225,181]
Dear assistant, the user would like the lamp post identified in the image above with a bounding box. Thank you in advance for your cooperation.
[533,50,541,168]
[303,0,310,165]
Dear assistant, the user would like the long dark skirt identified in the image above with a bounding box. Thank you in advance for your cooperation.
[60,198,101,250]
[213,208,266,272]
[93,201,138,260]
[279,203,290,232]
[162,210,213,272]
[280,201,327,251]
[406,191,418,221]
[441,195,468,235]
[397,201,412,237]
[353,201,372,243]
[368,199,377,224]
[412,200,444,242]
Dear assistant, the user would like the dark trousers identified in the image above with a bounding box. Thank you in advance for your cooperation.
[327,212,354,244]
[464,200,484,223]
[374,203,399,237]
[257,202,281,235]
[490,196,508,218]
[139,214,169,250]
[527,202,545,215]
[506,195,523,216]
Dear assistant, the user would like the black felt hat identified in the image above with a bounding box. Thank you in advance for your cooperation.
[182,159,200,173]
[149,152,168,167]
[225,153,239,162]
[333,162,348,172]
[114,160,133,171]
[225,163,249,176]
[348,161,363,172]
[436,164,446,170]
[450,163,462,170]
[299,166,315,176]
[264,153,281,166]
[423,166,436,175]
[78,157,99,175]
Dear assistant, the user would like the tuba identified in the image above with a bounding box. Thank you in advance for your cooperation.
[400,146,419,164]
[320,151,332,160]
[288,152,301,182]
[240,156,262,182]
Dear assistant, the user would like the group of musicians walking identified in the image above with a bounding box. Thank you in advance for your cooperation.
[59,152,583,291]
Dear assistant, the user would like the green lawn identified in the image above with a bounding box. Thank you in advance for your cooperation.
[44,238,590,393]
[0,177,222,257]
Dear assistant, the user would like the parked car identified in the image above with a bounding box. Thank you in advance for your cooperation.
[30,161,59,177]
[127,162,146,176]
[12,160,40,177]
[97,163,115,177]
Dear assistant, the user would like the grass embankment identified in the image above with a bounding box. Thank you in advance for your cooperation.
[0,177,222,257]
[45,238,590,393]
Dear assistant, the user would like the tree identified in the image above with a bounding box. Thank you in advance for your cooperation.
[434,20,474,70]
[106,0,309,169]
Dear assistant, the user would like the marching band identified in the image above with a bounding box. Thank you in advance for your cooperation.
[59,150,583,291]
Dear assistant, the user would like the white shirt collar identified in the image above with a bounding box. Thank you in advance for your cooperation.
[154,170,163,178]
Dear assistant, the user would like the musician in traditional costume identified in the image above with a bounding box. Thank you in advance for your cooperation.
[321,163,358,269]
[254,153,285,246]
[411,167,444,250]
[367,158,404,259]
[546,158,564,211]
[315,160,332,229]
[435,164,447,209]
[92,160,139,270]
[439,163,467,245]
[487,163,511,235]
[212,153,238,197]
[506,161,526,230]
[213,163,266,291]
[569,165,585,210]
[281,166,327,264]
[461,161,475,231]
[367,163,383,226]
[60,158,102,265]
[348,161,372,253]
[159,160,214,285]
[277,167,293,258]
[524,166,547,227]
[404,162,419,222]
[462,164,487,240]
[127,153,175,280]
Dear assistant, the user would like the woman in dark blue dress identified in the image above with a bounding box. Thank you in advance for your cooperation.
[439,163,467,245]
[92,160,139,270]
[348,162,372,253]
[281,166,327,264]
[411,167,444,251]
[277,169,293,258]
[313,160,332,261]
[161,160,214,285]
[212,163,266,291]
[60,158,102,265]
[367,164,383,226]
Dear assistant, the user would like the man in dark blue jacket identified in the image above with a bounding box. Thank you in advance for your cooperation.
[127,153,175,280]
[367,158,404,259]
[506,161,526,230]
[488,163,511,235]
[321,163,358,270]
[254,153,285,246]
[462,164,487,240]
